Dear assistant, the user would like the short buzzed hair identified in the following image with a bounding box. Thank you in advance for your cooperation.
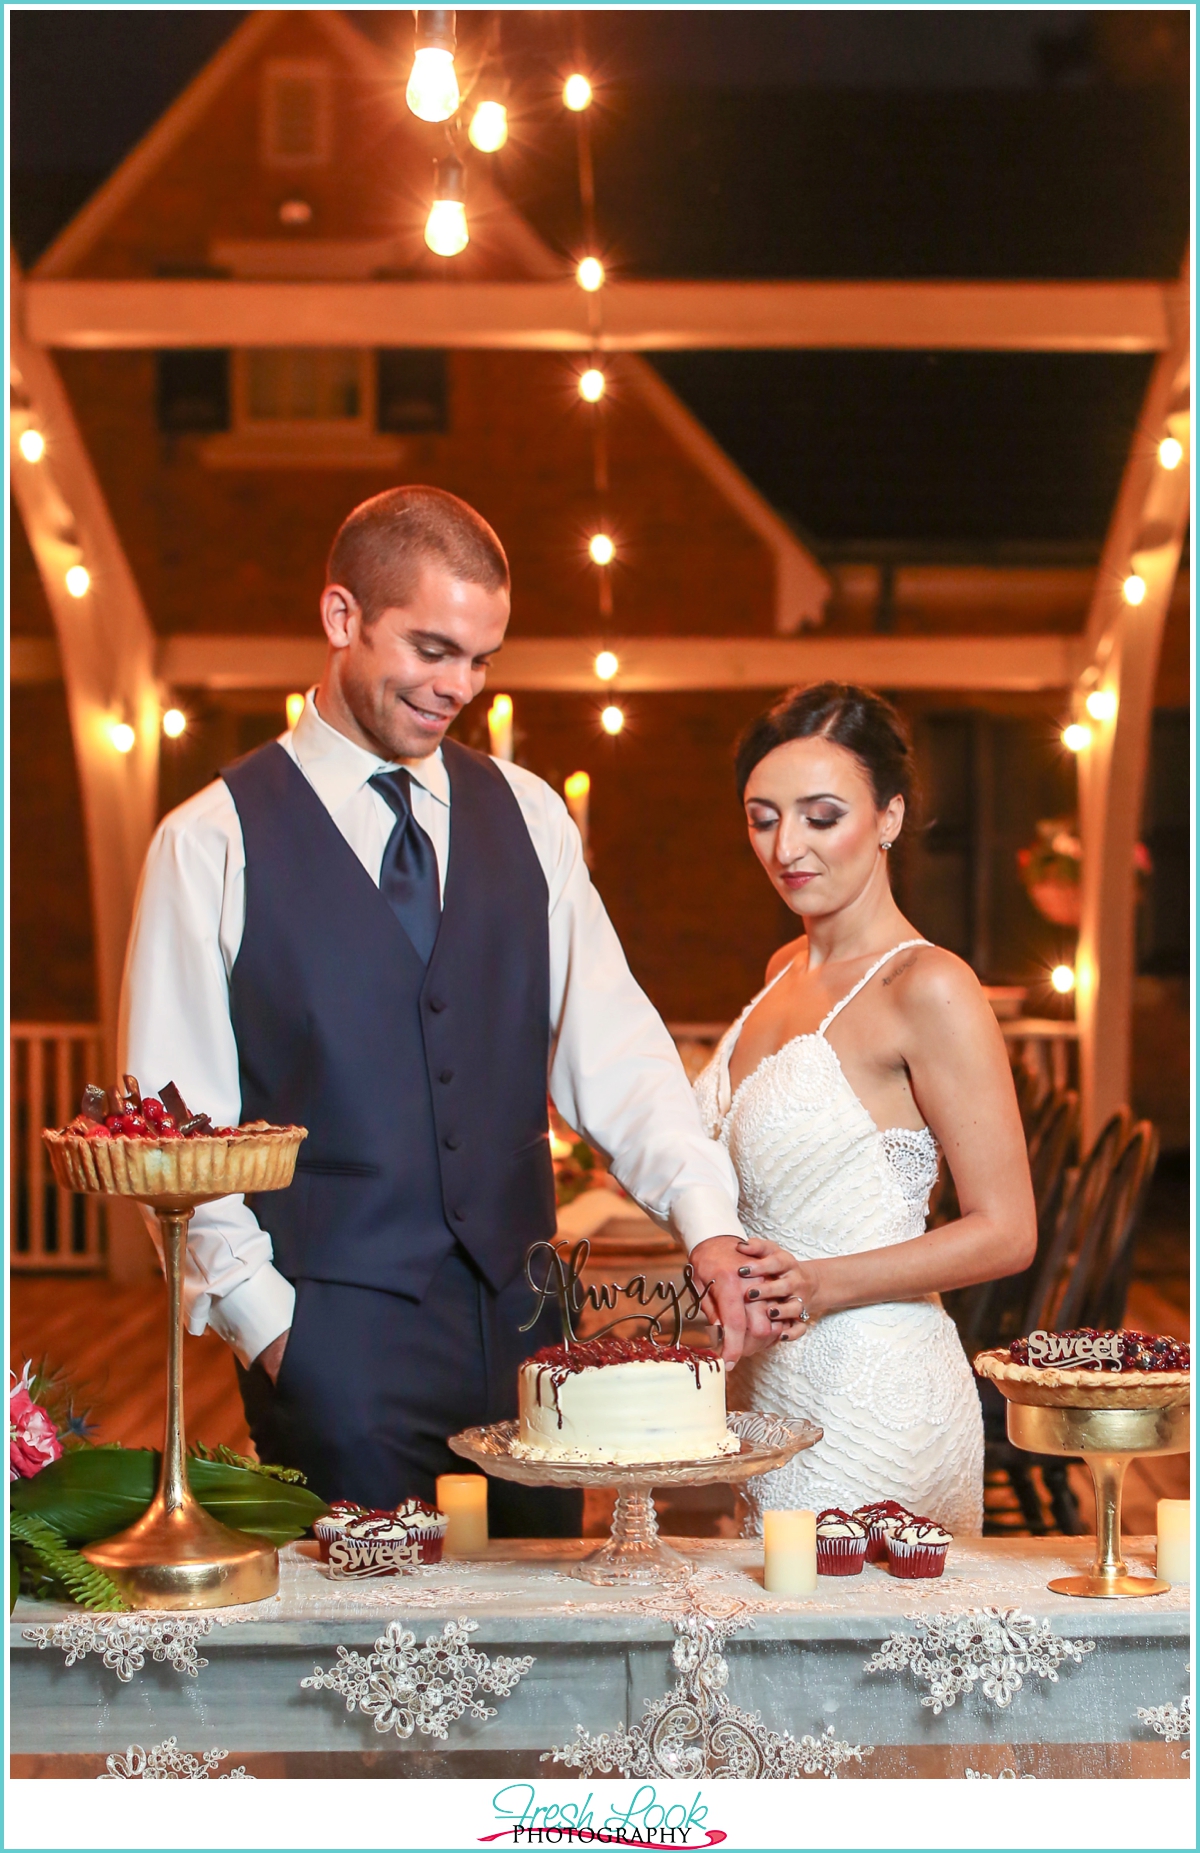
[327,486,509,620]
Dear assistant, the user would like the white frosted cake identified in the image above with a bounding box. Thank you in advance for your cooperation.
[514,1337,740,1465]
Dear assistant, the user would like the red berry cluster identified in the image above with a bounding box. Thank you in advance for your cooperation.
[64,1076,235,1141]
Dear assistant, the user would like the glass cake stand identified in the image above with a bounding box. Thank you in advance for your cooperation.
[448,1409,822,1584]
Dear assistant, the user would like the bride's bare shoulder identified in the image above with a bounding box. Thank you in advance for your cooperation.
[884,943,997,1028]
[765,935,806,984]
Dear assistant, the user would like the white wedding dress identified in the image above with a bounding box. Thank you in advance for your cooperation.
[694,939,984,1535]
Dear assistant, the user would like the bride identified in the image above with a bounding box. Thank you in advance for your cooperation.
[689,683,1036,1534]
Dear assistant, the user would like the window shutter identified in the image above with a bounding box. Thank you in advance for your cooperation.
[376,352,448,434]
[156,351,231,432]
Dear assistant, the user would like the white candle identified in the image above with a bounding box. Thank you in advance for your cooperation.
[1156,1498,1191,1584]
[763,1509,817,1595]
[564,770,590,852]
[436,1474,489,1558]
[488,693,513,761]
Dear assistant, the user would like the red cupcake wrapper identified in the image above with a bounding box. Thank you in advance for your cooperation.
[816,1535,868,1576]
[886,1537,948,1578]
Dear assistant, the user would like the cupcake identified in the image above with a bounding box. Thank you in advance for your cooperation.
[887,1517,952,1579]
[815,1509,868,1576]
[314,1500,368,1562]
[326,1500,449,1579]
[854,1500,915,1564]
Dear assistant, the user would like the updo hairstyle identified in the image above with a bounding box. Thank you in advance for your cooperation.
[735,682,916,815]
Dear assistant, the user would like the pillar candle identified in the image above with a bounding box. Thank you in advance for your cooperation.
[1156,1498,1191,1584]
[763,1509,817,1595]
[488,693,514,762]
[436,1474,489,1558]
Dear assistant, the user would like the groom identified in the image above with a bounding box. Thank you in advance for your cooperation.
[121,486,773,1532]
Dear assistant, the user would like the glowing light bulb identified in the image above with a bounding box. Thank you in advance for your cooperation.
[488,691,514,760]
[468,99,508,152]
[65,564,90,598]
[576,256,604,293]
[162,707,187,739]
[600,704,625,736]
[1085,689,1118,723]
[1158,436,1183,471]
[286,692,306,730]
[406,47,459,123]
[1062,722,1092,753]
[579,367,606,403]
[19,428,45,462]
[564,770,591,804]
[563,73,592,111]
[588,533,615,566]
[425,154,468,257]
[1122,573,1146,606]
[109,721,136,754]
[593,650,619,681]
[1050,964,1076,995]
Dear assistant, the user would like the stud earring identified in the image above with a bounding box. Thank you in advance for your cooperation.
[880,840,893,851]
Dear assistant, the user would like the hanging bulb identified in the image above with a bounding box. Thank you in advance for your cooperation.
[1085,688,1118,723]
[576,256,604,293]
[425,155,469,257]
[406,11,459,123]
[594,650,619,681]
[19,428,45,462]
[1050,964,1076,995]
[588,533,615,566]
[563,73,592,111]
[285,692,306,730]
[1122,573,1146,606]
[65,564,90,598]
[1158,436,1183,471]
[600,704,625,736]
[468,98,508,152]
[579,367,606,403]
[162,707,187,739]
[1061,723,1092,753]
[109,720,136,754]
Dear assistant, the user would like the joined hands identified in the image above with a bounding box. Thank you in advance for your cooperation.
[689,1234,817,1366]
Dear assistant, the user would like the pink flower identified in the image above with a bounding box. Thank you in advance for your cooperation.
[9,1365,63,1481]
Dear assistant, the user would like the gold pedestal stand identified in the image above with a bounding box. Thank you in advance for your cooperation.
[1004,1396,1188,1600]
[81,1201,279,1610]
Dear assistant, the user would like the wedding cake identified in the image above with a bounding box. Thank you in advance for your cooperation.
[514,1335,740,1465]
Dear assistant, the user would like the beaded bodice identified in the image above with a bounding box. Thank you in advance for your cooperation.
[693,940,939,1262]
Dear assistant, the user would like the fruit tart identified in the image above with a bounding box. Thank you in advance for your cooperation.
[974,1327,1189,1409]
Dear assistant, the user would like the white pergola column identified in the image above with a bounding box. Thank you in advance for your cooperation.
[1074,262,1190,1146]
[11,282,160,1277]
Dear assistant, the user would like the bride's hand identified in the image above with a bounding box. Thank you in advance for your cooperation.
[688,1235,787,1364]
[734,1235,821,1336]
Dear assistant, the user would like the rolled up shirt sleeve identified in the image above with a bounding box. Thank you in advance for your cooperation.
[500,767,746,1250]
[118,784,295,1367]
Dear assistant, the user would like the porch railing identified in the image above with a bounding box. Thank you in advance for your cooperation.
[10,1024,106,1271]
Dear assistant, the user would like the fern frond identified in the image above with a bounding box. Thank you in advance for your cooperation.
[10,1512,129,1612]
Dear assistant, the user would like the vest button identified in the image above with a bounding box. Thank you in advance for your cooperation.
[428,997,446,1012]
[444,1134,461,1151]
[439,1069,454,1084]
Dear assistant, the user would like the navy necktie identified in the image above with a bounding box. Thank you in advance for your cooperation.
[369,769,441,964]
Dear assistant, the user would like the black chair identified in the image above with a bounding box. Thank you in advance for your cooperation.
[1055,1120,1159,1332]
[1022,1107,1131,1335]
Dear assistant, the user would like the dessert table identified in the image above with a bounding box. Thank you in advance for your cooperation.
[11,1535,1190,1779]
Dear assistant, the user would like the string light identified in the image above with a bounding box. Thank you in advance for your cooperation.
[579,367,606,403]
[1122,573,1146,606]
[1062,722,1092,753]
[588,533,615,566]
[593,650,619,681]
[65,564,90,598]
[576,256,604,293]
[406,11,460,123]
[563,73,592,111]
[488,691,514,761]
[564,770,591,805]
[1085,688,1118,722]
[18,428,45,462]
[425,155,468,258]
[162,708,187,738]
[600,704,625,736]
[1158,436,1183,471]
[285,692,305,730]
[468,98,508,152]
[1050,964,1076,995]
[109,720,136,754]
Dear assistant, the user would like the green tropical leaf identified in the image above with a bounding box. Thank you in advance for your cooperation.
[10,1513,128,1612]
[11,1449,328,1549]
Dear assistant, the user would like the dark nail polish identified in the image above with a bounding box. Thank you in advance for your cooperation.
[747,1289,760,1301]
[737,1266,752,1277]
[768,1307,779,1320]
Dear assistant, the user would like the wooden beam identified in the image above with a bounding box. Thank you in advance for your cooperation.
[10,274,160,1280]
[154,631,1084,694]
[23,277,1175,354]
[1074,261,1190,1145]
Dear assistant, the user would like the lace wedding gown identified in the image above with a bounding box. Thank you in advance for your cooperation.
[694,939,984,1535]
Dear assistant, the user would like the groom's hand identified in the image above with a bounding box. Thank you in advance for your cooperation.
[689,1236,780,1366]
[255,1330,289,1385]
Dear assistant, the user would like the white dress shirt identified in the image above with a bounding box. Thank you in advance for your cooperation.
[119,690,744,1366]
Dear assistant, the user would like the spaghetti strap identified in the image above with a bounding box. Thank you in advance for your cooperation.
[818,938,933,1036]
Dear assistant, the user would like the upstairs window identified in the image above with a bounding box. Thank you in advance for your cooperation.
[261,59,332,167]
[244,350,364,425]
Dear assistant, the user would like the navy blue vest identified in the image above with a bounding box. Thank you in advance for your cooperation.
[222,738,555,1299]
